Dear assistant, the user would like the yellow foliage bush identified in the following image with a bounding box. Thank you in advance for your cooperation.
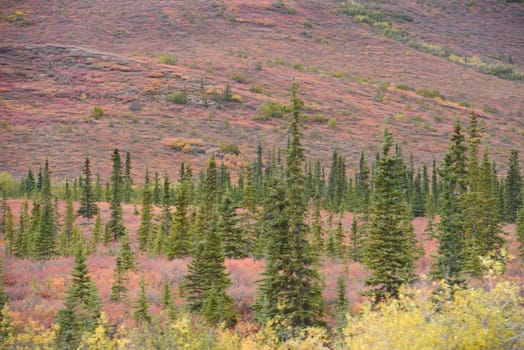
[5,321,56,350]
[343,281,524,350]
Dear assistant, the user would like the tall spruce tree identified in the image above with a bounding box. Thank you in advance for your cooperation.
[349,215,363,262]
[110,255,128,303]
[15,201,30,257]
[56,243,101,349]
[462,115,504,274]
[60,180,75,255]
[166,169,191,259]
[184,220,236,326]
[160,280,176,320]
[355,152,370,213]
[34,159,57,260]
[363,129,415,302]
[432,120,468,286]
[123,151,133,203]
[218,193,246,258]
[137,172,153,253]
[505,150,522,222]
[77,156,98,220]
[255,82,324,332]
[4,206,14,256]
[107,149,125,240]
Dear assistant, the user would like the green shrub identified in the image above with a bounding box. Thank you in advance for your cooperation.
[250,85,264,93]
[7,11,31,27]
[396,84,414,91]
[482,105,500,115]
[157,53,177,65]
[309,113,328,123]
[219,142,240,155]
[253,101,290,120]
[417,88,444,99]
[231,73,247,83]
[328,118,337,129]
[271,0,297,14]
[92,106,104,119]
[167,91,188,104]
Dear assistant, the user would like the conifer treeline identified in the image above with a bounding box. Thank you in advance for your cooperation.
[0,85,523,345]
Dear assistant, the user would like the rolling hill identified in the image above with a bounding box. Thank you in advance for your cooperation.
[1,0,523,180]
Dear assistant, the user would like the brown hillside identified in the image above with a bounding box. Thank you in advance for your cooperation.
[0,0,522,180]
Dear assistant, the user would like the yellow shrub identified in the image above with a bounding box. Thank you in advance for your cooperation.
[343,282,524,350]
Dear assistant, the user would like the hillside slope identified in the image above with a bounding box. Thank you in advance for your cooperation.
[0,0,523,179]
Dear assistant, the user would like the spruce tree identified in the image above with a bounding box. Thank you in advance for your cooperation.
[28,200,41,258]
[166,173,191,259]
[363,129,415,302]
[184,220,236,325]
[348,215,363,262]
[60,180,75,255]
[160,280,176,320]
[56,243,101,349]
[4,206,14,256]
[133,275,151,325]
[218,194,246,258]
[255,82,324,332]
[355,152,370,213]
[432,120,468,286]
[110,256,127,303]
[107,149,125,240]
[77,156,98,220]
[91,212,102,246]
[310,196,324,255]
[123,151,133,203]
[137,172,153,253]
[157,174,172,254]
[94,173,102,202]
[153,172,161,205]
[117,231,136,272]
[34,159,57,260]
[411,170,425,217]
[15,201,30,257]
[334,275,349,330]
[505,150,522,223]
